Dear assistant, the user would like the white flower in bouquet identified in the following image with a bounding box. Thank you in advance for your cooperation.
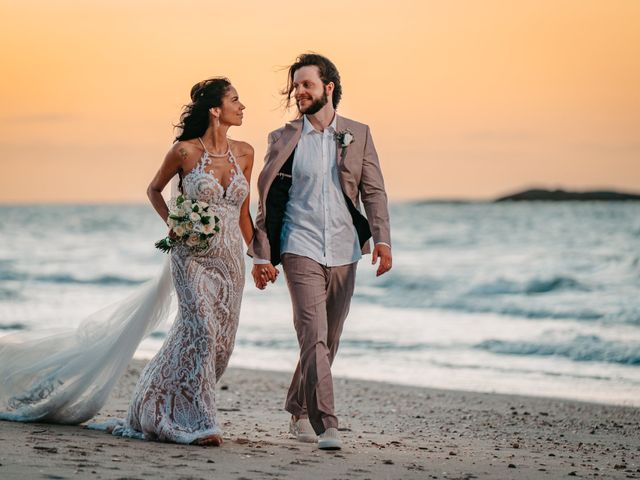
[155,194,220,253]
[186,234,200,247]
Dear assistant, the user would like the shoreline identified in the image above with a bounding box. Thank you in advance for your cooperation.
[1,360,639,479]
[219,361,640,409]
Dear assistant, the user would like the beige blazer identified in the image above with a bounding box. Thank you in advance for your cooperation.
[248,115,391,263]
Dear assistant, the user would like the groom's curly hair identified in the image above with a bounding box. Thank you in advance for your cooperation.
[282,53,342,111]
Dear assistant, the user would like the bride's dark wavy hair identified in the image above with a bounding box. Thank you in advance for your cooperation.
[175,77,231,142]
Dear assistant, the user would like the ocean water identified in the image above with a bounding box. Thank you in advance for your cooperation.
[0,202,639,406]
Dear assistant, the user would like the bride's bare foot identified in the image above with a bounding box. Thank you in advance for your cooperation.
[192,434,223,446]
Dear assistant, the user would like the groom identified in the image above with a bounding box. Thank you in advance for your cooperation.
[249,53,392,450]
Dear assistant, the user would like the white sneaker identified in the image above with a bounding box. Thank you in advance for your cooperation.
[289,416,317,443]
[318,427,342,450]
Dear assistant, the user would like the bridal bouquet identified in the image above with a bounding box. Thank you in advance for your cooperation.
[155,195,220,253]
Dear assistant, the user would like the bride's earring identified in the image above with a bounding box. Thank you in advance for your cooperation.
[215,117,220,128]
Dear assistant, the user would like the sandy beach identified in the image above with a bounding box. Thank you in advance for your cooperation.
[0,359,638,479]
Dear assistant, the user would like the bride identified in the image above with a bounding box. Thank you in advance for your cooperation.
[0,77,270,446]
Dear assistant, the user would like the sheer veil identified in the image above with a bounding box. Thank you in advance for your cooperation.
[0,176,181,424]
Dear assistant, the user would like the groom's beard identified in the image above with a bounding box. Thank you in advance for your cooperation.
[297,89,329,115]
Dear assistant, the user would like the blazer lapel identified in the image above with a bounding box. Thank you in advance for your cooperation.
[335,115,354,195]
[261,119,302,196]
[335,115,348,167]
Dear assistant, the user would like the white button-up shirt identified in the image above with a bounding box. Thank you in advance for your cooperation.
[278,115,362,266]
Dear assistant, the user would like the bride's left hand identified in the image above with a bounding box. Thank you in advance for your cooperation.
[251,264,278,289]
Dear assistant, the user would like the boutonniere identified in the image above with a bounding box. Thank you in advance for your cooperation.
[335,129,354,156]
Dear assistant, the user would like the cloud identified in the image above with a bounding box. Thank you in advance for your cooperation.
[573,141,640,153]
[463,129,537,142]
[1,114,77,124]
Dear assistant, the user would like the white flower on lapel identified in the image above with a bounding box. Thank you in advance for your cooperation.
[335,129,355,148]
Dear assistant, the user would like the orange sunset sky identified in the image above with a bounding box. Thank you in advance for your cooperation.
[0,0,639,202]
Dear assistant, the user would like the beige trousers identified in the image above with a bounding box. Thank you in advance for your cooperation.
[281,253,357,434]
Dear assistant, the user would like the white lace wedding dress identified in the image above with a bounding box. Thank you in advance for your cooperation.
[0,141,248,444]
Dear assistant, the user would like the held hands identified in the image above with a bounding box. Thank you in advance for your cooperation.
[251,263,279,290]
[372,244,392,277]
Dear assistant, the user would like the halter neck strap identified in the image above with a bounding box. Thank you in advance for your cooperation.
[198,137,231,158]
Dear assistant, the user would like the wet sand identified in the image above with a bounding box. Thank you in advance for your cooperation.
[0,359,639,479]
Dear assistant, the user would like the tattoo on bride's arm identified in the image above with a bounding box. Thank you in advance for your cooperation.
[179,147,188,160]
